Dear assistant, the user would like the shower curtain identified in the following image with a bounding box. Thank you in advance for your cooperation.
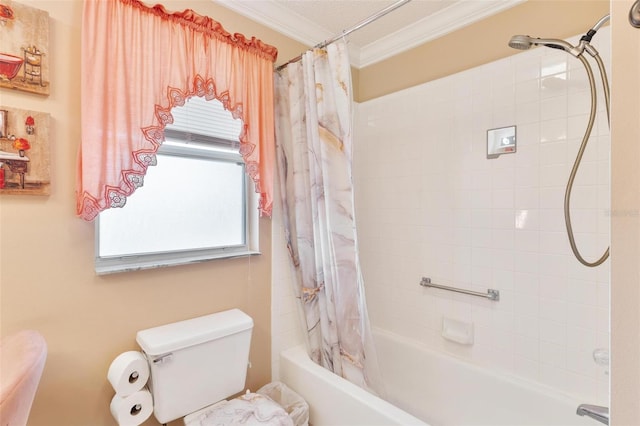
[274,41,383,394]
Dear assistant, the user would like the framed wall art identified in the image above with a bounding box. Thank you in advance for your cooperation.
[0,1,50,96]
[0,106,51,195]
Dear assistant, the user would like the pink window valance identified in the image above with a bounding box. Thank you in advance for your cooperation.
[77,0,277,221]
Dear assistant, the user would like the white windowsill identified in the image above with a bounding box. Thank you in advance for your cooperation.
[95,250,261,275]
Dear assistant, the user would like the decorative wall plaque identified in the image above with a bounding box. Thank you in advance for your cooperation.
[0,1,50,96]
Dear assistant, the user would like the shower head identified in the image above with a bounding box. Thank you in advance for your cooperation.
[508,35,579,56]
[508,35,533,50]
[509,15,610,58]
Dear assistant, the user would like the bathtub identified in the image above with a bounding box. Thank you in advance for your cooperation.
[0,53,23,80]
[279,328,596,426]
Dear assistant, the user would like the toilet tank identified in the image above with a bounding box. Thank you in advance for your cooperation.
[136,309,253,424]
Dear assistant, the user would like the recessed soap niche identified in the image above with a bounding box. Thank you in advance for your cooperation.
[441,317,474,345]
[487,125,516,159]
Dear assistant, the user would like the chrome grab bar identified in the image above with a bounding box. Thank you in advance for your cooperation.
[577,404,609,425]
[419,277,500,301]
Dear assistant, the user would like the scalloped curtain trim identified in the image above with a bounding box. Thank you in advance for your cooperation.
[77,0,277,221]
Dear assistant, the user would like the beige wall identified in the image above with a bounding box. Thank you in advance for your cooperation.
[610,0,640,424]
[0,1,306,425]
[356,0,610,102]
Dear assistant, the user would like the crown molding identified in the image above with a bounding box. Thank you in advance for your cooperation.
[212,0,331,47]
[356,0,525,68]
[213,0,525,69]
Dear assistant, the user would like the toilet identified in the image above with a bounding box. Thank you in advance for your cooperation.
[135,308,290,425]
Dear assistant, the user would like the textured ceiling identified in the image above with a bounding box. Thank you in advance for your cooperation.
[214,0,524,68]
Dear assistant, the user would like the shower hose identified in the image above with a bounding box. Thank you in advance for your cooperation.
[564,51,610,267]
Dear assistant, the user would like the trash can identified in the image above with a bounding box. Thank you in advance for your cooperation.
[257,381,309,426]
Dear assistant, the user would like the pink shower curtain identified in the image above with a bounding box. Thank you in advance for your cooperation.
[274,41,383,395]
[77,0,277,221]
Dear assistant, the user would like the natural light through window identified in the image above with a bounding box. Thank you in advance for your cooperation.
[95,97,259,274]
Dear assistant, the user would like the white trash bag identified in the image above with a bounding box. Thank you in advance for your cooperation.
[257,381,309,426]
[185,393,293,426]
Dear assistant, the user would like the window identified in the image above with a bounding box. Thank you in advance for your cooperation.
[95,97,260,274]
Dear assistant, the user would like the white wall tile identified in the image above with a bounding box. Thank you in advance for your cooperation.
[515,230,539,252]
[515,188,539,209]
[540,140,568,166]
[515,314,540,340]
[540,118,568,142]
[493,269,515,293]
[541,95,568,121]
[514,271,539,295]
[540,231,569,255]
[540,164,568,187]
[541,341,567,369]
[492,189,515,209]
[568,114,590,139]
[540,298,567,323]
[514,252,539,274]
[539,187,565,209]
[517,122,541,147]
[515,209,539,230]
[515,166,539,189]
[568,89,592,116]
[541,53,568,77]
[539,319,567,345]
[515,54,541,82]
[539,209,565,232]
[516,80,541,105]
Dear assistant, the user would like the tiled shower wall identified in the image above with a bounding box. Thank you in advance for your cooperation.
[353,28,610,404]
[271,29,610,405]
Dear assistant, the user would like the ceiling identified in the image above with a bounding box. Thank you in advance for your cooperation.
[213,0,524,68]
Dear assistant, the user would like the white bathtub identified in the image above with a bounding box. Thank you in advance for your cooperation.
[279,328,597,426]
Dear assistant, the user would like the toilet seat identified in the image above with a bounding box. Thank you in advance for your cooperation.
[184,392,293,426]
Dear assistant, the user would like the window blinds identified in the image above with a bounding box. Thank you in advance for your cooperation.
[165,96,243,142]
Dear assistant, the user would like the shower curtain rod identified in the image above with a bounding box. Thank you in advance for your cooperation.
[275,0,412,71]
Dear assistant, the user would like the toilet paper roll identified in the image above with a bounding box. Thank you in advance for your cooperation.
[110,389,153,426]
[108,351,149,396]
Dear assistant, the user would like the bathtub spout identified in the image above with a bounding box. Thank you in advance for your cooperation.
[576,404,609,425]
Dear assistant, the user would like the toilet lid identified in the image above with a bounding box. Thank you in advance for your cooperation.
[184,393,293,426]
